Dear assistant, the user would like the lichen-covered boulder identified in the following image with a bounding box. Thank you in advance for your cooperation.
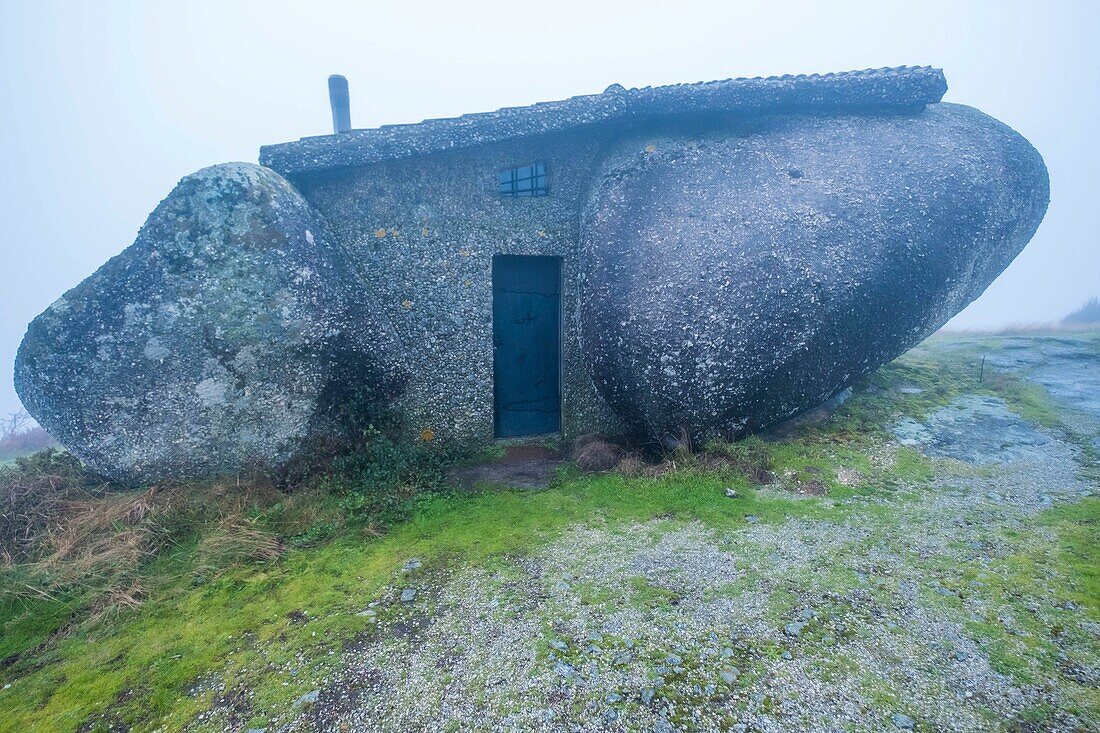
[580,103,1049,445]
[15,163,407,483]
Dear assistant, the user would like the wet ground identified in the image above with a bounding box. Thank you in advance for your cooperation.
[228,332,1100,733]
[984,334,1100,449]
[448,444,566,490]
[891,394,1053,464]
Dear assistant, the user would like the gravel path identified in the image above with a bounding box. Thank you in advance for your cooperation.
[267,338,1099,733]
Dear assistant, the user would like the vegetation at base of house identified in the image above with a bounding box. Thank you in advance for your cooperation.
[0,330,1097,732]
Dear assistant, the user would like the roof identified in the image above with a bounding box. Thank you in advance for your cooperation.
[259,66,947,177]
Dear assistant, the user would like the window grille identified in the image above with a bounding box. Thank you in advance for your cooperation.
[498,162,547,197]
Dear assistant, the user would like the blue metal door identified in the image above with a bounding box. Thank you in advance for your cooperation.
[492,255,561,437]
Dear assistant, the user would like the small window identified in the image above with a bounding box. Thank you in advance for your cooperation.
[498,162,547,197]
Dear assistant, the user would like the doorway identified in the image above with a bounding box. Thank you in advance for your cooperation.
[492,255,562,437]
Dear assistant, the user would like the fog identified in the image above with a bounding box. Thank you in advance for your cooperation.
[2,0,1097,420]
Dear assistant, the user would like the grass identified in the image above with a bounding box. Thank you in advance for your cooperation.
[1042,497,1100,615]
[0,471,831,731]
[1,330,1097,731]
[0,453,920,732]
[951,498,1100,720]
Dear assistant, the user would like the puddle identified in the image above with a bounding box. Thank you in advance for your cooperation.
[891,395,1051,464]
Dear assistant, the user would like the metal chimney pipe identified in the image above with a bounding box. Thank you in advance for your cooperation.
[328,75,351,134]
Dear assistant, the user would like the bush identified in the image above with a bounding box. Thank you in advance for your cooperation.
[320,424,455,525]
[0,449,110,563]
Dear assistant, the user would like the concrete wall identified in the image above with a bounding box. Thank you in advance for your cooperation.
[290,127,626,447]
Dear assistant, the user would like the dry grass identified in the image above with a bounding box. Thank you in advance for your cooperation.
[195,516,283,577]
[572,434,627,472]
[0,450,109,564]
[44,486,166,566]
[1,454,302,625]
[86,581,147,626]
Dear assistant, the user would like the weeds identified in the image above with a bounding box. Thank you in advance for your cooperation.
[319,424,458,525]
[0,449,109,563]
[704,436,774,483]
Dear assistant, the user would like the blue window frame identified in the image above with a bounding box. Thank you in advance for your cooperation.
[498,162,548,197]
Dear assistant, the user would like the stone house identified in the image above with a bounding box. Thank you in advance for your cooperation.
[17,66,1048,482]
[257,66,956,444]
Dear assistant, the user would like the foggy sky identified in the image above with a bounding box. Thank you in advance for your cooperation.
[2,0,1098,420]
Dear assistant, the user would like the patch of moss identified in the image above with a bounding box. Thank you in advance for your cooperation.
[985,373,1067,431]
[627,576,680,611]
[1040,498,1100,619]
[952,498,1100,717]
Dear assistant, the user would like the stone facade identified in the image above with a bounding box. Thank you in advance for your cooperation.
[286,128,627,445]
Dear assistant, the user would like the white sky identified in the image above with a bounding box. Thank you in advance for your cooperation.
[1,0,1098,419]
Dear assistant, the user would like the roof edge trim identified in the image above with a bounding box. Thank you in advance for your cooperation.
[260,66,947,177]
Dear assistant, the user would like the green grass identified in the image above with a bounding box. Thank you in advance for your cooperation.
[949,497,1100,718]
[1041,497,1100,618]
[0,471,843,732]
[1,446,930,733]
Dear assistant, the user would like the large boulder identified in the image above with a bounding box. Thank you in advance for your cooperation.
[580,103,1049,445]
[15,163,407,483]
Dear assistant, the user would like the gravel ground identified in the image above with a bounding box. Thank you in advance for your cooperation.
[232,338,1100,733]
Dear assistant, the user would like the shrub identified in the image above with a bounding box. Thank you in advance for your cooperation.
[320,424,455,525]
[572,434,627,472]
[703,436,774,484]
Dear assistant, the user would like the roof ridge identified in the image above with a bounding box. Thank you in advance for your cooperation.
[625,64,933,90]
[261,66,946,176]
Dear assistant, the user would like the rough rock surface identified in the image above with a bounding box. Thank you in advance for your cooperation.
[580,103,1049,445]
[15,163,407,482]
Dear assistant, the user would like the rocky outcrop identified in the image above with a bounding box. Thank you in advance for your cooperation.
[579,103,1049,446]
[15,163,407,483]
